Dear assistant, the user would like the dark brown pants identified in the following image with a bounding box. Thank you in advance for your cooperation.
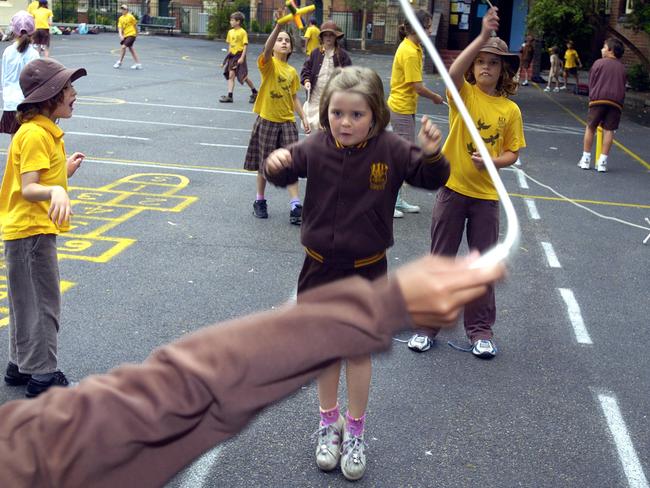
[429,187,499,342]
[297,254,387,296]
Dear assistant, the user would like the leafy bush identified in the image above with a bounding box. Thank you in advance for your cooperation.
[264,21,273,33]
[251,19,261,33]
[207,1,250,39]
[627,64,650,91]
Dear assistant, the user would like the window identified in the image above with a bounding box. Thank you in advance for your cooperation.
[626,0,635,15]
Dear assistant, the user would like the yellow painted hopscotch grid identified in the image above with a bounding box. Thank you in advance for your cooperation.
[0,173,197,328]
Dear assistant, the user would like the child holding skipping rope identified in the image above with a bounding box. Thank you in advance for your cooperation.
[264,66,450,480]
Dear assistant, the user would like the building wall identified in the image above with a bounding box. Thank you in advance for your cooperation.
[609,0,650,67]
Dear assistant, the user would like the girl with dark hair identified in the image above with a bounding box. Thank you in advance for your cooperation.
[263,65,449,481]
[387,9,444,218]
[300,20,352,129]
[1,11,39,136]
[244,22,310,224]
[32,0,53,57]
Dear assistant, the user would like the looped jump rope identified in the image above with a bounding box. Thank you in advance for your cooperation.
[395,0,520,352]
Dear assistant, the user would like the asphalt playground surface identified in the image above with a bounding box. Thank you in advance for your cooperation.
[0,33,648,487]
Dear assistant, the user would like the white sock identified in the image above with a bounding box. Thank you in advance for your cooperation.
[582,151,591,161]
[598,154,608,164]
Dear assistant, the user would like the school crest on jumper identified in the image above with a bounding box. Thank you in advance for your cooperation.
[369,162,388,190]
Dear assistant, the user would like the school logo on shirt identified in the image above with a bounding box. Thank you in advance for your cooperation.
[369,162,388,190]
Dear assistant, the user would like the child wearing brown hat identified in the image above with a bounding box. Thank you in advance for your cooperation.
[300,20,351,129]
[407,7,525,358]
[0,58,87,397]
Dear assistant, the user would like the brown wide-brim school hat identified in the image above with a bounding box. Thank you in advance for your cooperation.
[17,58,87,111]
[319,21,344,39]
[479,37,520,73]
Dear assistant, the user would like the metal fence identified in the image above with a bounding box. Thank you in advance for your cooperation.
[48,0,407,42]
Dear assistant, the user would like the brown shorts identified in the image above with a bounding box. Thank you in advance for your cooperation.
[222,51,249,84]
[244,116,298,171]
[587,104,622,131]
[0,111,19,135]
[297,253,387,295]
[120,36,136,47]
[565,67,578,76]
[33,29,50,47]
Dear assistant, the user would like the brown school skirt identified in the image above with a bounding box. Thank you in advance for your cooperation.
[120,36,136,47]
[33,28,50,47]
[0,111,19,135]
[244,116,298,171]
[222,51,249,84]
[297,253,388,296]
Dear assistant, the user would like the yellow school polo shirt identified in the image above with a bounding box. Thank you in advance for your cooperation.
[304,26,320,56]
[253,54,299,123]
[442,80,526,200]
[118,13,138,38]
[564,49,580,69]
[0,115,70,240]
[27,1,39,16]
[33,8,53,30]
[226,27,248,54]
[387,38,423,115]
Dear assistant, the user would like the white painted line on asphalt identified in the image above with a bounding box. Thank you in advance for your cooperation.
[199,143,248,149]
[177,445,224,488]
[516,169,529,189]
[558,288,592,345]
[74,115,253,132]
[126,100,254,115]
[84,158,256,176]
[525,199,540,220]
[541,242,561,268]
[66,131,150,141]
[598,393,649,488]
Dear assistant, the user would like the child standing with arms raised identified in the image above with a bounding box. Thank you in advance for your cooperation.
[219,11,258,104]
[0,58,86,397]
[244,23,310,225]
[264,66,449,480]
[407,7,525,357]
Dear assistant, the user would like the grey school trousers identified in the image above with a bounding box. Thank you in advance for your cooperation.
[430,187,499,342]
[4,234,61,375]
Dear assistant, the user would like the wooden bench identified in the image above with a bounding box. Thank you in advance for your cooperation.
[138,16,176,35]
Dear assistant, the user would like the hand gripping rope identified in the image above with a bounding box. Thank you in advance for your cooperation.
[397,0,520,268]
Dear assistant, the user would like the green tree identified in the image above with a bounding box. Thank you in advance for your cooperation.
[343,0,382,50]
[623,0,650,35]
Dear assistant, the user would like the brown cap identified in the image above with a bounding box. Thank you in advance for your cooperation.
[479,37,520,73]
[18,58,87,111]
[319,21,344,39]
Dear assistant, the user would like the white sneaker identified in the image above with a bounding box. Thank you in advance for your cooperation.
[596,160,608,172]
[578,158,590,170]
[559,85,567,90]
[407,334,432,352]
[113,61,121,69]
[553,87,560,93]
[543,86,551,92]
[395,197,420,213]
[521,80,529,86]
[130,63,142,70]
[472,339,497,359]
[393,208,404,218]
[314,415,344,471]
[341,429,367,481]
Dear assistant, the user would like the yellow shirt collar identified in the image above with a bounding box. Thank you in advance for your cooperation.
[29,114,64,140]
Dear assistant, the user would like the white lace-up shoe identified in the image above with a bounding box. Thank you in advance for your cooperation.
[314,415,344,471]
[472,339,497,359]
[341,429,367,481]
[407,334,432,352]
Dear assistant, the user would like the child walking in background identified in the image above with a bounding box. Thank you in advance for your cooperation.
[519,34,534,86]
[219,11,258,104]
[1,11,39,137]
[113,4,142,70]
[577,37,626,173]
[32,0,52,57]
[561,40,581,91]
[407,7,525,358]
[544,46,561,92]
[301,21,351,129]
[244,23,310,224]
[387,9,444,218]
[0,58,87,398]
[264,66,450,480]
[303,18,320,56]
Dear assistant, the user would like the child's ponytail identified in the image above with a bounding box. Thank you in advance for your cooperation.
[16,32,31,54]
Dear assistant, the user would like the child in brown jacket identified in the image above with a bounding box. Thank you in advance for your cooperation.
[264,65,449,481]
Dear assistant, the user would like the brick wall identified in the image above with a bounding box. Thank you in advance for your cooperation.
[609,0,650,68]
